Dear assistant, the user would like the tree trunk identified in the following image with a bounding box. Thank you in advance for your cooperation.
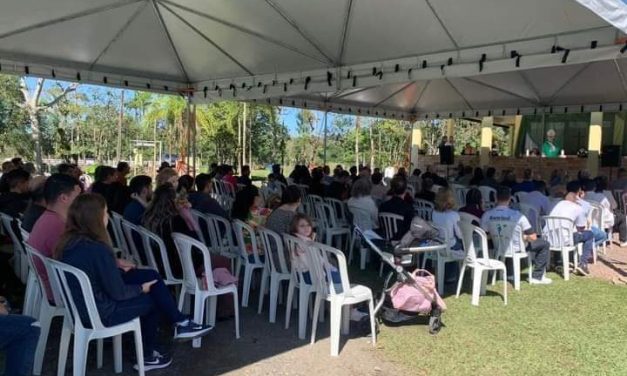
[242,103,247,167]
[116,90,125,161]
[355,116,360,167]
[369,121,375,169]
[237,115,242,170]
[29,112,43,172]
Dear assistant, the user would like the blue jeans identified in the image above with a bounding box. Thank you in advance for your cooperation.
[573,230,594,267]
[590,226,607,246]
[0,314,40,376]
[103,269,186,356]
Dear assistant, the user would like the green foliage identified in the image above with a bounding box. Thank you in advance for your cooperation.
[0,75,29,155]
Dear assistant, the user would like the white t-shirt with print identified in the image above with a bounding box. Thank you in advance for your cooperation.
[481,205,531,254]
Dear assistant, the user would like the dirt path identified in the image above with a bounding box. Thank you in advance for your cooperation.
[589,240,627,285]
[40,303,405,376]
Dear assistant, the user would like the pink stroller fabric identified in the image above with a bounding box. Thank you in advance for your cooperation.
[390,269,447,314]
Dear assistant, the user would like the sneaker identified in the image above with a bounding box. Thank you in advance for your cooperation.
[134,352,172,371]
[350,308,368,322]
[576,264,590,276]
[530,276,553,285]
[620,242,627,248]
[174,320,213,340]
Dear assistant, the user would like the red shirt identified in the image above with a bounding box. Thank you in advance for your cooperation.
[28,210,66,301]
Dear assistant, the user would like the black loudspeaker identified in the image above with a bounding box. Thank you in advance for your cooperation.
[439,145,454,165]
[601,145,621,167]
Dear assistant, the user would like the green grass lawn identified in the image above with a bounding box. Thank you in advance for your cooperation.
[351,268,627,376]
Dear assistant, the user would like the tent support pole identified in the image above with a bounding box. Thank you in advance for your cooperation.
[323,110,328,166]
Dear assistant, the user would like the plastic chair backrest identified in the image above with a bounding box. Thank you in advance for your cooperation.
[519,203,541,234]
[48,259,106,331]
[172,232,216,293]
[136,225,179,283]
[257,226,291,275]
[110,212,128,251]
[587,201,603,229]
[478,186,497,202]
[283,233,313,284]
[542,215,575,248]
[307,242,352,297]
[488,220,525,257]
[513,191,528,203]
[24,243,63,307]
[20,227,29,242]
[324,197,348,225]
[459,211,481,226]
[454,187,469,207]
[0,212,23,253]
[120,218,147,266]
[206,214,237,254]
[613,189,624,213]
[190,209,208,245]
[414,198,434,210]
[378,212,403,241]
[232,219,264,264]
[459,220,479,263]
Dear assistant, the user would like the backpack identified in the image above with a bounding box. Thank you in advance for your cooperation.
[398,216,439,248]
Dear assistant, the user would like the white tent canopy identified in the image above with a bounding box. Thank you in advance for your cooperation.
[1,0,626,120]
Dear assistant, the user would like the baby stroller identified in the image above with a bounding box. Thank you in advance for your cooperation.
[355,227,447,335]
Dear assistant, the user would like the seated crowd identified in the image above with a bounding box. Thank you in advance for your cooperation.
[1,157,626,374]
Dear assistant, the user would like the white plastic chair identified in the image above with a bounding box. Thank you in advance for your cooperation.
[47,259,145,376]
[308,242,376,356]
[324,197,350,227]
[136,225,184,289]
[347,206,372,270]
[456,222,507,306]
[513,191,528,204]
[378,212,403,276]
[0,212,27,283]
[194,211,240,270]
[414,199,434,221]
[478,186,497,203]
[423,224,465,295]
[519,203,542,235]
[20,227,40,318]
[233,219,267,307]
[173,233,240,348]
[120,219,147,266]
[315,202,351,251]
[283,234,320,340]
[459,212,481,226]
[257,227,292,323]
[543,216,580,281]
[488,219,532,290]
[110,212,128,253]
[24,244,68,376]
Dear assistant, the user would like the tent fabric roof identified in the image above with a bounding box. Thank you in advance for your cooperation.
[1,0,626,119]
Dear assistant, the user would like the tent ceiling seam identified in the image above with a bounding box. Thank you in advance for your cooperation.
[373,82,415,107]
[544,63,591,105]
[462,77,539,105]
[423,0,459,50]
[337,0,354,65]
[612,59,627,100]
[517,71,542,104]
[150,0,190,82]
[89,2,147,70]
[159,2,253,76]
[446,78,474,110]
[263,0,335,65]
[0,0,143,41]
[331,86,373,99]
[411,80,431,112]
[160,0,329,65]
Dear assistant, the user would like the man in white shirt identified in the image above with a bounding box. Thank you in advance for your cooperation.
[548,181,595,275]
[585,178,627,247]
[580,180,608,247]
[520,180,550,230]
[481,186,551,284]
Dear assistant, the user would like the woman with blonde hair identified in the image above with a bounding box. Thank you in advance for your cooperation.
[431,188,463,251]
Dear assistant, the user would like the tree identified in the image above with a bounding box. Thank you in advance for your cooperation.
[19,78,77,171]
